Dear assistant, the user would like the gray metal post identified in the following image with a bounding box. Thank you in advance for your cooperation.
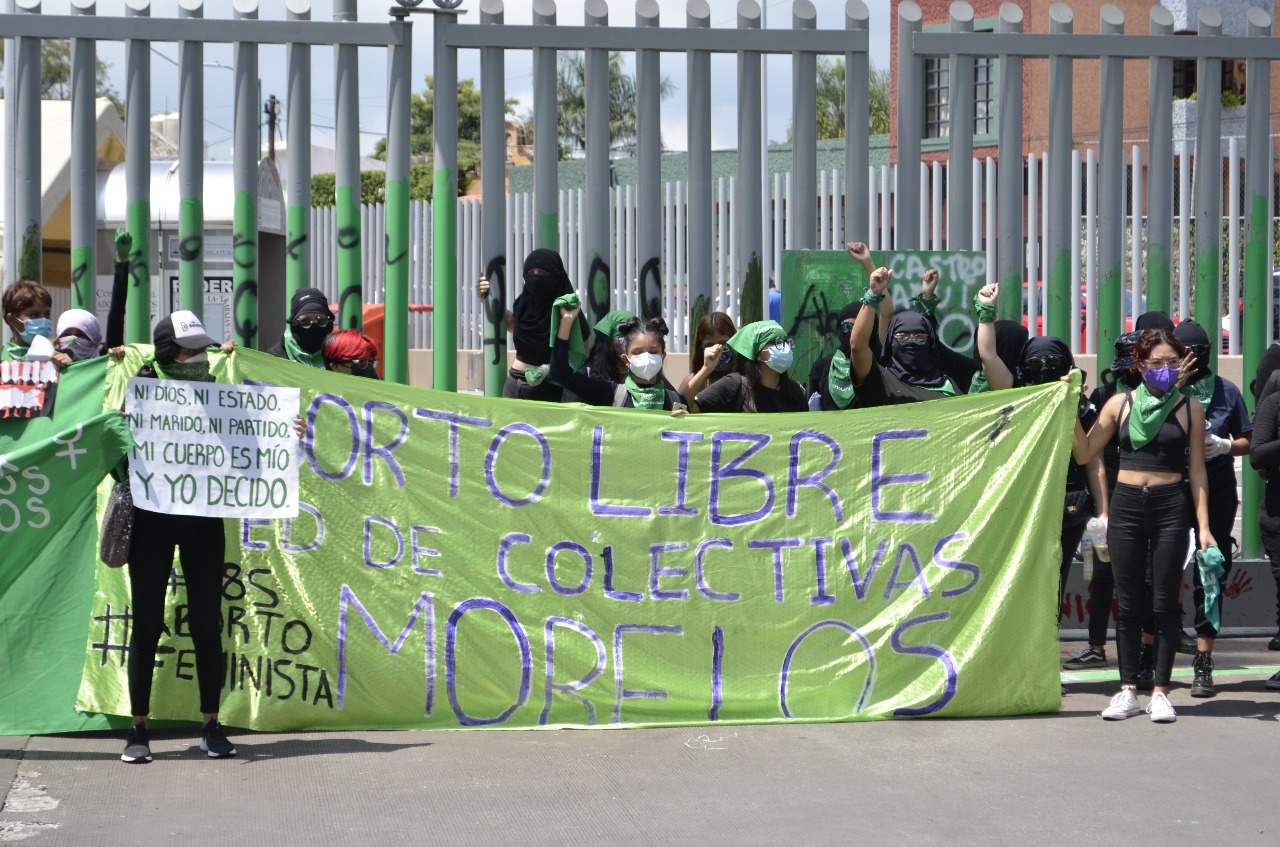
[895,1,922,249]
[790,0,817,250]
[13,0,42,281]
[1097,4,1124,370]
[1045,3,1073,341]
[178,0,204,318]
[947,1,974,250]
[532,0,558,249]
[636,0,663,320]
[687,0,713,333]
[480,0,507,395]
[432,9,459,391]
[334,0,362,329]
[584,0,611,325]
[124,0,151,343]
[232,0,258,348]
[286,0,311,304]
[1194,7,1223,373]
[996,2,1023,319]
[3,0,13,292]
[736,0,764,324]
[384,7,412,386]
[70,0,96,308]
[845,1,869,242]
[1145,4,1173,316]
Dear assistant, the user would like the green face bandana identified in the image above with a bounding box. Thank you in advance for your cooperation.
[153,358,215,383]
[1127,383,1181,450]
[281,325,326,369]
[726,320,787,361]
[1182,373,1215,410]
[624,376,666,409]
[551,293,587,375]
[594,310,637,340]
[828,350,856,409]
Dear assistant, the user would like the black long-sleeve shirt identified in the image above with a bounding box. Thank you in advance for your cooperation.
[1250,392,1280,512]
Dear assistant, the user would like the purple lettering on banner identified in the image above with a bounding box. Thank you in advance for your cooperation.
[870,430,936,524]
[709,431,775,527]
[496,532,540,594]
[602,546,643,602]
[410,526,443,576]
[591,426,653,518]
[306,394,359,481]
[446,598,532,726]
[241,518,270,550]
[779,620,876,719]
[694,538,739,601]
[335,585,434,715]
[709,626,724,721]
[484,423,552,508]
[540,616,607,726]
[787,431,844,520]
[612,624,683,724]
[748,538,803,602]
[545,541,593,596]
[933,532,980,597]
[890,612,957,716]
[413,408,493,498]
[362,401,409,487]
[840,537,889,601]
[883,542,931,601]
[363,515,404,569]
[283,502,325,553]
[648,542,690,600]
[809,537,836,605]
[658,430,704,517]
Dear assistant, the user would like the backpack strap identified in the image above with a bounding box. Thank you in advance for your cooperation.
[612,383,629,407]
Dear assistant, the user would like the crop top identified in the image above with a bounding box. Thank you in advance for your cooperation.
[1117,393,1190,474]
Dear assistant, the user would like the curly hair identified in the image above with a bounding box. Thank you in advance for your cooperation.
[1127,328,1186,373]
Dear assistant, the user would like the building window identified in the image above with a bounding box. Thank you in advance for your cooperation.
[924,55,995,140]
[974,56,994,134]
[1173,59,1196,99]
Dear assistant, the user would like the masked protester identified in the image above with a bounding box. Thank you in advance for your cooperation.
[323,329,381,379]
[268,288,334,368]
[2,278,56,362]
[678,312,739,402]
[1172,320,1251,698]
[1073,328,1215,724]
[560,309,637,404]
[53,309,104,362]
[550,307,684,411]
[968,320,1027,394]
[806,301,883,411]
[690,320,806,414]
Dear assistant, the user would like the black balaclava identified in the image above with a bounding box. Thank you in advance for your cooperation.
[1255,342,1280,399]
[991,320,1029,377]
[1017,335,1073,386]
[1173,320,1212,382]
[883,312,946,388]
[151,315,181,365]
[1135,311,1175,333]
[836,302,862,357]
[289,288,333,353]
[1110,330,1142,388]
[512,248,576,363]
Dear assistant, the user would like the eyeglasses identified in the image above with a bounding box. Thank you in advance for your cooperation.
[892,331,929,346]
[294,315,333,329]
[1024,355,1066,372]
[1146,357,1180,368]
[839,321,855,334]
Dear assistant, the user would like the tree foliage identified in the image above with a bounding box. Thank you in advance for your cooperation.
[310,165,435,208]
[789,57,890,142]
[554,52,674,158]
[0,39,124,115]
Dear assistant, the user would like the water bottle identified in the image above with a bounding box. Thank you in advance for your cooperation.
[1081,535,1095,583]
[1087,517,1110,563]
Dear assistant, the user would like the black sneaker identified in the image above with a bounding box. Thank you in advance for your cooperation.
[121,724,152,764]
[1177,631,1198,656]
[1268,630,1280,651]
[1063,646,1108,670]
[1135,643,1156,691]
[1190,651,1217,698]
[200,721,237,759]
[1266,670,1280,691]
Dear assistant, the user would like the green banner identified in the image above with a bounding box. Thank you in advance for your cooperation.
[60,349,1074,731]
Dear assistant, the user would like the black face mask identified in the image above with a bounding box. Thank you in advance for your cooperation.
[292,322,331,353]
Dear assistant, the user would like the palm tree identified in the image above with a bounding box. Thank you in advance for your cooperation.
[555,52,674,158]
[792,57,890,141]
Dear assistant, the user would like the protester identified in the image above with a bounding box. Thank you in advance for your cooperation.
[678,312,739,401]
[1073,328,1214,723]
[323,329,381,379]
[968,320,1027,394]
[907,269,980,393]
[689,320,806,414]
[1248,365,1280,689]
[805,242,891,411]
[550,306,684,411]
[2,278,71,367]
[268,288,334,368]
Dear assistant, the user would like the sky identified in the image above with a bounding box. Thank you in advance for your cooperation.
[31,0,894,158]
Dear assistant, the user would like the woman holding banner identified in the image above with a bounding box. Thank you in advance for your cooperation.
[679,312,739,402]
[549,306,684,411]
[689,320,806,414]
[1072,329,1214,723]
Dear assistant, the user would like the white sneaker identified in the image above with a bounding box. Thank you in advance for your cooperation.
[1101,688,1142,720]
[1147,691,1177,723]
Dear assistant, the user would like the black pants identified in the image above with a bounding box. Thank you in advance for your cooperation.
[1058,519,1089,617]
[1189,464,1238,638]
[501,370,564,402]
[127,508,226,716]
[1109,482,1189,689]
[1257,500,1280,630]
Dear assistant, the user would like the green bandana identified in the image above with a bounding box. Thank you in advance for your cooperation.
[523,365,547,386]
[860,289,885,306]
[910,294,939,320]
[1182,373,1215,410]
[152,358,215,383]
[1196,545,1226,631]
[551,293,587,374]
[281,325,326,369]
[827,350,856,409]
[923,377,959,397]
[968,371,990,394]
[594,309,637,340]
[973,299,997,324]
[624,376,666,409]
[1127,383,1180,450]
[1,339,28,361]
[726,320,787,360]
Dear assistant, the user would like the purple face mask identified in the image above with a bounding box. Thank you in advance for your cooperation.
[1143,365,1179,392]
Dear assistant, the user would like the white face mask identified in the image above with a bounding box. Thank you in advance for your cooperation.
[764,342,794,374]
[627,352,664,381]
